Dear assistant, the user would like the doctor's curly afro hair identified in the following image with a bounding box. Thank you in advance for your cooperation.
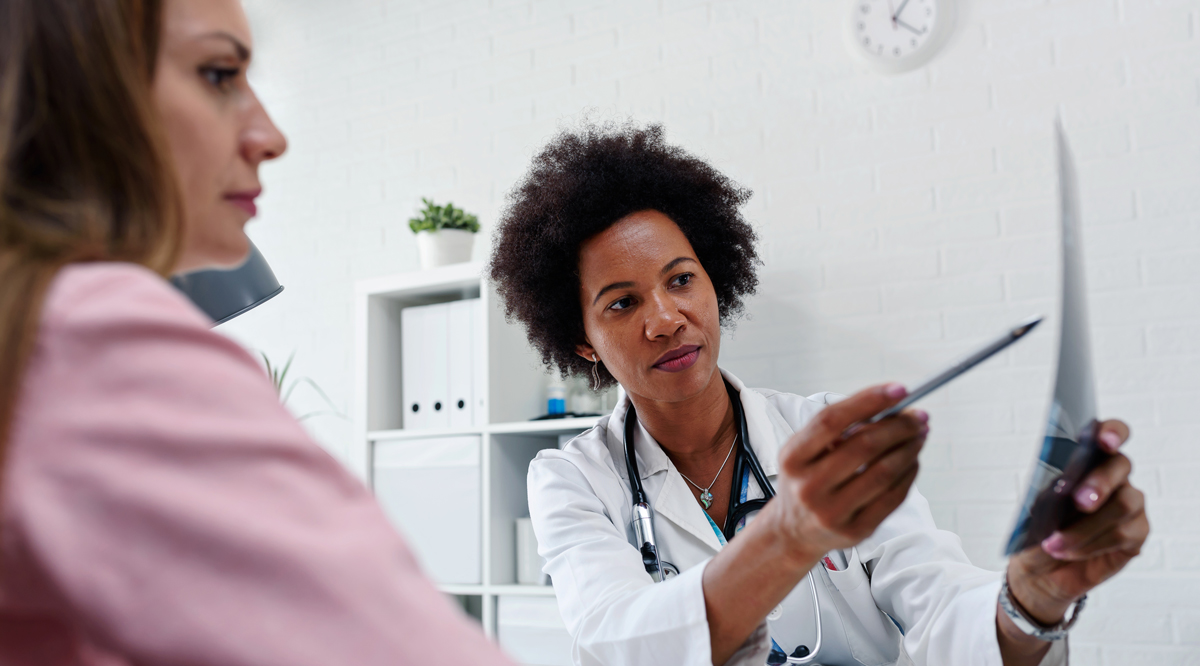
[487,121,761,389]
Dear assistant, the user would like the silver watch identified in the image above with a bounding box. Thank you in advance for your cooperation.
[999,576,1086,642]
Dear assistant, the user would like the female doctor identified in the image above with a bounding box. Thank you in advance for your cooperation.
[487,122,1148,666]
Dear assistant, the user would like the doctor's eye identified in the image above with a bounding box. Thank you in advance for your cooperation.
[670,273,694,288]
[608,296,634,311]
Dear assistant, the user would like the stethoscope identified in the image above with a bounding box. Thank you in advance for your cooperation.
[624,379,824,665]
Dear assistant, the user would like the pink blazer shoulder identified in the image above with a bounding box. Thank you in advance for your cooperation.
[2,262,511,666]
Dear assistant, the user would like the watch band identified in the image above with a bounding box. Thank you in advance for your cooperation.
[999,576,1086,642]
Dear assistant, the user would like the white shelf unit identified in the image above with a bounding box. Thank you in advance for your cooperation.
[353,262,598,640]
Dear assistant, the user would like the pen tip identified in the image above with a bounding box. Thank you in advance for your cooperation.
[1012,315,1044,337]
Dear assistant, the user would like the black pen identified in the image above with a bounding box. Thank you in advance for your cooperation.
[867,315,1044,424]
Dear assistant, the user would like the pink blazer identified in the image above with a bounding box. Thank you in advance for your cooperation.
[2,262,514,666]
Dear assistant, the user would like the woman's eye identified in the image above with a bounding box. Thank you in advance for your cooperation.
[608,297,634,311]
[201,66,240,89]
[671,273,693,287]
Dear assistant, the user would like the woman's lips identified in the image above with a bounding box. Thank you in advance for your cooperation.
[225,190,261,217]
[653,345,701,373]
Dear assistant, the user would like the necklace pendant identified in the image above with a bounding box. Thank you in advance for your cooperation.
[700,490,713,509]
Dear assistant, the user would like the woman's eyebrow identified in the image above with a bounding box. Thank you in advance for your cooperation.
[660,257,696,274]
[197,31,251,62]
[593,281,634,306]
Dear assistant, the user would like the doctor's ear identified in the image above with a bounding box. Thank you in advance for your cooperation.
[574,343,597,362]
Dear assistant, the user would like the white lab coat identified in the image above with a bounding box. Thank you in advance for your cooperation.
[527,370,1068,666]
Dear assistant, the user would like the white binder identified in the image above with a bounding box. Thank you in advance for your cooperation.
[472,300,487,427]
[425,302,451,429]
[447,299,476,429]
[401,305,427,430]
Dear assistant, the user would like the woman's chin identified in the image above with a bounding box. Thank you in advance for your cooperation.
[173,237,250,274]
[644,361,718,403]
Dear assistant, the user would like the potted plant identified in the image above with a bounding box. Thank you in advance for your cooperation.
[409,198,480,269]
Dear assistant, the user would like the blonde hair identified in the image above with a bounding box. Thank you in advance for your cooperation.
[0,0,182,461]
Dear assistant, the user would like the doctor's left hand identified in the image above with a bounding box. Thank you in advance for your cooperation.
[1005,419,1149,626]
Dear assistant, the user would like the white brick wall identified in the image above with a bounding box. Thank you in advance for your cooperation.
[231,0,1200,661]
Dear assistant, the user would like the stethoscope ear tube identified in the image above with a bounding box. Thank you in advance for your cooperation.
[722,378,774,542]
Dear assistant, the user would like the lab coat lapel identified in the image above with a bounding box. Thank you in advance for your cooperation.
[650,461,726,553]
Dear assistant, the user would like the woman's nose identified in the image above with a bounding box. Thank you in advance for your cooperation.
[644,293,686,340]
[240,91,288,165]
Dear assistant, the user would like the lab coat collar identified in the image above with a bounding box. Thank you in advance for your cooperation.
[604,369,800,553]
[606,386,668,481]
[721,368,796,480]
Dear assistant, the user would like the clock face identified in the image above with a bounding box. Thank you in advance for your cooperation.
[853,0,938,61]
[846,0,954,74]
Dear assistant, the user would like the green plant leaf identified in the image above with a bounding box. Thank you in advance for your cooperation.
[408,198,481,233]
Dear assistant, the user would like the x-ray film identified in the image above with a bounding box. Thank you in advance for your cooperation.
[1004,123,1112,556]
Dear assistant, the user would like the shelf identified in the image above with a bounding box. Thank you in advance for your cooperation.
[489,584,556,597]
[357,265,586,646]
[439,584,486,596]
[368,417,602,442]
[369,426,484,442]
[437,584,556,597]
[487,416,602,436]
[355,262,483,299]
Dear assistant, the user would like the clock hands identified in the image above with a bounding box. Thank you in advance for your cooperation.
[892,0,925,36]
[896,18,925,36]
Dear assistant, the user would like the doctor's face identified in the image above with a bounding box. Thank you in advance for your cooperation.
[576,210,723,404]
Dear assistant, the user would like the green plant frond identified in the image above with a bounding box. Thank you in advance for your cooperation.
[260,351,283,395]
[281,373,345,418]
[294,376,341,412]
[408,198,481,234]
[259,351,346,422]
[296,409,348,422]
[278,352,295,389]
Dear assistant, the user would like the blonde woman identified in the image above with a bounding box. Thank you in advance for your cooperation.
[0,1,512,663]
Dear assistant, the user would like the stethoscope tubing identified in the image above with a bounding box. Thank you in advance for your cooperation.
[623,379,823,664]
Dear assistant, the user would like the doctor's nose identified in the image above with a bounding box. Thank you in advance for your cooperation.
[644,294,686,340]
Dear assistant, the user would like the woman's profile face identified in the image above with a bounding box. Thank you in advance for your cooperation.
[154,0,287,274]
[576,210,723,405]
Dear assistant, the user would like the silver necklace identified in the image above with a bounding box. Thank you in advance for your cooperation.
[677,434,738,510]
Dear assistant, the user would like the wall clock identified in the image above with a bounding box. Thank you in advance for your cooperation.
[845,0,956,74]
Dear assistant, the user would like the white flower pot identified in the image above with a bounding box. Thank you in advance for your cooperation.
[415,229,475,269]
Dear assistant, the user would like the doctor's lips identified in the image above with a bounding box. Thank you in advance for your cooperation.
[225,188,262,216]
[653,345,701,372]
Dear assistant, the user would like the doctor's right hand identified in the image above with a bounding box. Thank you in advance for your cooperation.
[771,383,928,563]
